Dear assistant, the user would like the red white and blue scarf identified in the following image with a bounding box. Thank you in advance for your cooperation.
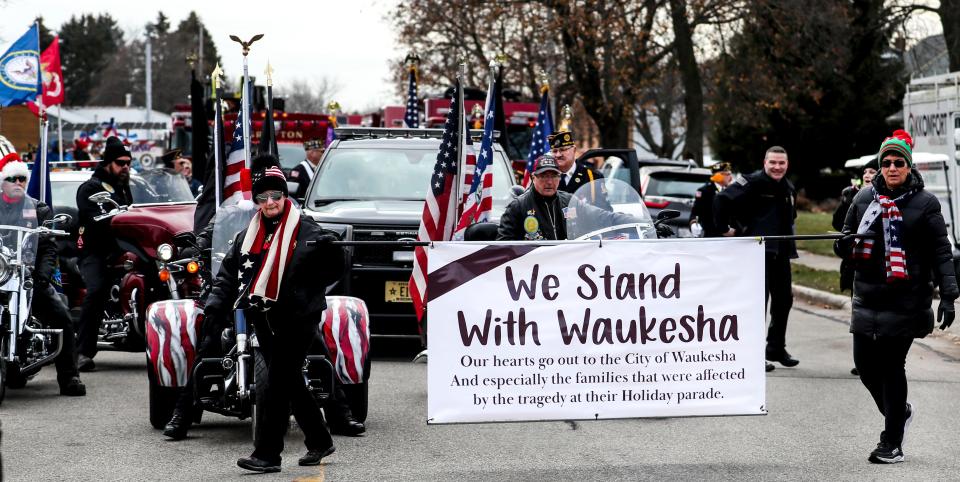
[854,188,916,282]
[237,199,301,310]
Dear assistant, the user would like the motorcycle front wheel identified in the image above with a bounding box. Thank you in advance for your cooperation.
[252,348,269,443]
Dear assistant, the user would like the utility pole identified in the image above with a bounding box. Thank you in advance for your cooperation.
[145,32,153,125]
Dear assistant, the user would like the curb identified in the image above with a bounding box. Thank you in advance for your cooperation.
[792,284,850,311]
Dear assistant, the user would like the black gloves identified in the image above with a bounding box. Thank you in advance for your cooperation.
[937,298,955,330]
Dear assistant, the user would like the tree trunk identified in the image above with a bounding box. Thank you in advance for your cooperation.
[940,0,960,72]
[668,0,704,164]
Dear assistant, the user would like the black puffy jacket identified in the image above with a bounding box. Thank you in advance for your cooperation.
[839,170,959,338]
[204,214,344,333]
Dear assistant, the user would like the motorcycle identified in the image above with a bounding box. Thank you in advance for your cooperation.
[83,170,200,351]
[144,201,372,435]
[0,200,71,404]
[566,179,680,240]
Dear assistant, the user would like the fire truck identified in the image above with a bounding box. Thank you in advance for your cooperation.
[169,91,334,173]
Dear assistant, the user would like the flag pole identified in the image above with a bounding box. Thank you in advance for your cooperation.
[453,61,466,222]
[229,34,263,171]
[211,63,224,210]
[57,105,63,164]
[36,21,48,204]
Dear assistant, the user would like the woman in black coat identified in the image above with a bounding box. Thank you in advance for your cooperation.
[838,131,957,464]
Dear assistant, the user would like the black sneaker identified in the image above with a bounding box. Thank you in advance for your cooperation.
[237,456,281,473]
[869,442,904,464]
[903,402,915,447]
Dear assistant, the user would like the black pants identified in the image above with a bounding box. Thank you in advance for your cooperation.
[852,333,913,445]
[76,255,110,358]
[33,285,79,385]
[252,323,332,464]
[172,331,221,414]
[765,253,793,351]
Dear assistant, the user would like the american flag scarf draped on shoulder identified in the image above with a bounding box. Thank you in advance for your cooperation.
[237,198,302,310]
[854,187,917,282]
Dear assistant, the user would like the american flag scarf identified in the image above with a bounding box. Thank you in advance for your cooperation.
[854,188,916,282]
[237,199,301,310]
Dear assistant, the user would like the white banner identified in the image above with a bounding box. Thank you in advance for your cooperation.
[427,239,767,424]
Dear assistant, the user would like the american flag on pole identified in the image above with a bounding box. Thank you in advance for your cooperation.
[404,66,419,128]
[409,79,463,322]
[453,71,496,239]
[224,109,251,203]
[522,87,553,188]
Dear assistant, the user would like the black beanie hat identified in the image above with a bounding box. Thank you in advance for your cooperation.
[101,136,132,166]
[862,158,879,172]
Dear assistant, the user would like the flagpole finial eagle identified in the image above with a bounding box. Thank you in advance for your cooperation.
[537,70,550,92]
[404,51,420,69]
[229,34,264,57]
[327,100,341,115]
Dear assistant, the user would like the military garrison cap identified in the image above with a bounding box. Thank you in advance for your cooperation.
[304,138,325,151]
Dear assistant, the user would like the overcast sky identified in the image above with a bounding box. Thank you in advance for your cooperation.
[0,0,402,111]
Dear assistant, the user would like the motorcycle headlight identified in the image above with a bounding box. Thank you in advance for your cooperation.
[157,243,174,262]
[0,254,10,285]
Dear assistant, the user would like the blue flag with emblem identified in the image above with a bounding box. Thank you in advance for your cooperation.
[522,88,553,187]
[0,24,41,107]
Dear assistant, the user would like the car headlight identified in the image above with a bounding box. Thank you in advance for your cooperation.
[0,253,11,285]
[157,243,174,262]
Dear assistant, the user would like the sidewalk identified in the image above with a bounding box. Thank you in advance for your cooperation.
[795,249,841,271]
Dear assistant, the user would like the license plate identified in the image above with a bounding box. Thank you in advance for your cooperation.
[385,281,412,303]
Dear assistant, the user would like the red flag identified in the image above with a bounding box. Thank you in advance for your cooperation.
[27,36,65,116]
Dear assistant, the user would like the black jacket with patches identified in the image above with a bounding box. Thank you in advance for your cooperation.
[76,166,133,256]
[498,190,572,241]
[838,170,959,338]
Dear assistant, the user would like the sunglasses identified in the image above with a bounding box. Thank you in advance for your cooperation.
[880,159,907,169]
[114,159,131,167]
[255,191,284,203]
[4,176,26,183]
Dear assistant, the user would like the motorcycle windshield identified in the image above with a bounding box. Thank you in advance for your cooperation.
[0,196,40,268]
[130,170,196,205]
[565,179,656,240]
[210,201,256,277]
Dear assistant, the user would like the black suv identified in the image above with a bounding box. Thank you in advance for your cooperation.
[301,128,518,339]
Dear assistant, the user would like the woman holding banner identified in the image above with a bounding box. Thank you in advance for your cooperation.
[837,130,957,464]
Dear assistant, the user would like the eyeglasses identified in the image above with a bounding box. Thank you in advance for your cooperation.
[255,191,284,203]
[880,159,907,169]
[4,176,26,183]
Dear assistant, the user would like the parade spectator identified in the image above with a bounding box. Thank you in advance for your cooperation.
[836,130,957,464]
[715,146,797,373]
[73,137,94,169]
[178,158,202,196]
[690,161,733,237]
[834,159,878,293]
[203,159,344,472]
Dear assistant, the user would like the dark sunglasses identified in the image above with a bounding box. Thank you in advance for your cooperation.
[4,176,27,183]
[114,159,131,167]
[255,191,284,203]
[880,159,907,169]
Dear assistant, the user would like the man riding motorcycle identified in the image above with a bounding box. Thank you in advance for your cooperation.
[0,145,85,395]
[75,136,133,371]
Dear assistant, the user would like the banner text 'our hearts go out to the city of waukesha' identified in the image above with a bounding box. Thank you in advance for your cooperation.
[427,239,767,424]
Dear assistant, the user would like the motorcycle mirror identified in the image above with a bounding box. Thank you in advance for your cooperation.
[53,213,73,225]
[88,191,113,203]
[654,209,681,225]
[510,185,525,199]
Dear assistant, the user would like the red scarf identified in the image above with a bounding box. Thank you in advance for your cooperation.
[240,199,301,307]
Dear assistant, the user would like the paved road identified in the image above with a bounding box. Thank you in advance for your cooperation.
[2,302,959,481]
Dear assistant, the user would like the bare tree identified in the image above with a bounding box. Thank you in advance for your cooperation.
[276,77,342,113]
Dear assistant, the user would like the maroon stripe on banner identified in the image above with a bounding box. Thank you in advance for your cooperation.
[428,245,541,302]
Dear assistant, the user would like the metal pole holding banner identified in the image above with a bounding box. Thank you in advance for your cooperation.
[453,60,466,221]
[229,34,263,170]
[56,105,63,164]
[211,63,224,210]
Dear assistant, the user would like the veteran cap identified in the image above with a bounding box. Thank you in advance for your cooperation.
[304,138,325,151]
[548,130,575,150]
[710,162,732,174]
[533,154,561,175]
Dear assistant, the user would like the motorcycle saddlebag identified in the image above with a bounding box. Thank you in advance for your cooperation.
[145,299,203,388]
[320,296,371,384]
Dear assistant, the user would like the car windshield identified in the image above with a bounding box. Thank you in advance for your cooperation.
[645,172,709,198]
[309,147,515,211]
[130,170,196,204]
[276,143,305,171]
[52,179,84,210]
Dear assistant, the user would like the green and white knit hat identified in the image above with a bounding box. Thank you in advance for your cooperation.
[877,129,913,166]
